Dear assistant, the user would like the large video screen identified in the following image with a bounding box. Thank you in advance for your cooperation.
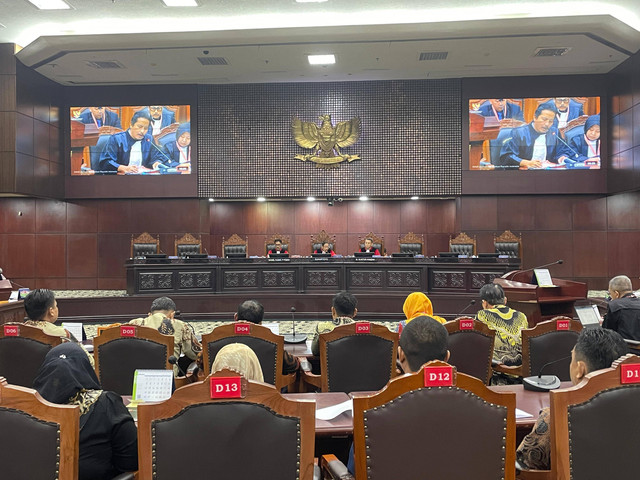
[70,105,192,175]
[468,97,601,170]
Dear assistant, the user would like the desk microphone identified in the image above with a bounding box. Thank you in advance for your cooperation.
[145,138,174,166]
[550,131,581,160]
[523,355,571,392]
[168,355,187,377]
[284,306,307,344]
[457,299,476,317]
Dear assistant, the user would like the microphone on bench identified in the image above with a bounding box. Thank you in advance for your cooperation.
[284,306,307,344]
[168,355,187,377]
[523,355,571,392]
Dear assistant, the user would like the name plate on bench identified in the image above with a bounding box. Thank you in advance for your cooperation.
[459,319,474,330]
[3,325,19,336]
[556,319,570,330]
[234,323,251,335]
[355,322,371,334]
[210,376,245,398]
[424,365,455,387]
[120,325,136,337]
[621,364,640,384]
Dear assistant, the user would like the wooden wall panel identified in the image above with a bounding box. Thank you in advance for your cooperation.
[97,233,131,278]
[266,202,295,235]
[294,201,320,234]
[534,197,574,230]
[459,196,498,231]
[496,196,536,231]
[426,200,457,233]
[0,112,15,152]
[346,200,374,233]
[572,196,607,231]
[36,199,66,233]
[35,234,66,278]
[243,202,267,234]
[67,233,98,277]
[98,200,133,233]
[14,153,34,193]
[399,200,427,234]
[316,202,348,234]
[3,234,36,278]
[607,232,640,278]
[607,192,640,230]
[572,232,608,277]
[67,201,98,233]
[0,197,35,233]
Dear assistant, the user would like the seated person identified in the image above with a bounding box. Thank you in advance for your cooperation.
[603,275,640,341]
[398,292,446,332]
[540,97,584,128]
[211,343,264,382]
[476,99,524,122]
[566,114,600,164]
[234,300,299,374]
[516,328,628,470]
[163,122,191,166]
[140,106,176,135]
[268,238,288,256]
[499,104,568,168]
[76,107,122,129]
[348,315,450,473]
[23,288,73,340]
[129,296,202,377]
[359,237,380,255]
[98,111,170,173]
[311,291,357,356]
[314,241,335,256]
[476,283,528,368]
[33,343,138,480]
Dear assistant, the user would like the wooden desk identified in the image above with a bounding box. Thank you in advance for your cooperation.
[0,301,25,325]
[284,392,352,436]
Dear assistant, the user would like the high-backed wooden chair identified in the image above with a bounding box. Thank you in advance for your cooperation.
[548,354,640,480]
[310,229,337,253]
[341,361,516,479]
[130,231,160,258]
[559,114,588,141]
[93,325,174,395]
[0,323,63,387]
[397,232,424,255]
[494,230,522,259]
[449,232,477,255]
[137,369,316,479]
[221,233,248,257]
[358,232,384,255]
[265,233,291,255]
[302,322,398,392]
[445,317,496,385]
[202,322,295,391]
[174,232,202,257]
[0,377,79,480]
[494,317,582,379]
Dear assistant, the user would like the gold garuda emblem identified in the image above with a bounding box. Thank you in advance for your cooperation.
[291,114,361,168]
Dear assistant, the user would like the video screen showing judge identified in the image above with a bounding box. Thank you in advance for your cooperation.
[70,105,192,176]
[468,96,601,171]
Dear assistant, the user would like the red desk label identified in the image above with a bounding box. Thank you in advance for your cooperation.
[210,376,243,398]
[120,325,136,337]
[3,325,18,336]
[621,364,640,384]
[459,319,474,330]
[556,320,570,330]
[355,322,371,334]
[424,365,454,387]
[234,323,251,335]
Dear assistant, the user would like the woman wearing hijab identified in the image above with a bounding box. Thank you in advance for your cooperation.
[33,343,138,480]
[211,343,264,382]
[566,114,600,164]
[402,292,446,324]
[163,122,191,167]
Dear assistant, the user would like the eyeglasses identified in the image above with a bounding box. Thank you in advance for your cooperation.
[149,106,163,111]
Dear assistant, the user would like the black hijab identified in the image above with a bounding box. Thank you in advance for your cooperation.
[33,342,101,404]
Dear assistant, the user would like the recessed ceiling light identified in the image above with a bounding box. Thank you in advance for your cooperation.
[296,0,328,3]
[359,196,369,201]
[308,54,335,65]
[162,0,198,6]
[411,196,419,200]
[208,198,214,202]
[307,196,315,202]
[257,197,266,202]
[26,0,70,9]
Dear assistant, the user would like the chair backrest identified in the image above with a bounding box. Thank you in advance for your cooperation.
[449,232,477,255]
[137,369,315,479]
[550,354,640,480]
[93,325,174,395]
[0,323,62,387]
[311,229,337,253]
[358,232,384,255]
[89,133,111,170]
[494,229,522,259]
[175,232,202,256]
[265,233,291,255]
[131,231,160,258]
[0,377,79,480]
[352,361,516,480]
[398,232,424,255]
[489,126,513,165]
[202,322,286,388]
[221,233,248,257]
[559,114,588,140]
[318,322,398,392]
[445,317,496,385]
[521,317,582,379]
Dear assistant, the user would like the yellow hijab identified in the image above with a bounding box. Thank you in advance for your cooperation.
[211,343,264,382]
[402,292,446,324]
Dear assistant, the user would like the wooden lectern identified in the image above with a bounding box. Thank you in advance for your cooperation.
[494,270,587,327]
[0,278,12,302]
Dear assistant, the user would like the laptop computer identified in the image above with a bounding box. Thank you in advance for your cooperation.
[575,304,602,329]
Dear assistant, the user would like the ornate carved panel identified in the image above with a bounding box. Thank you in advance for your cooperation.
[432,271,466,290]
[224,271,258,289]
[471,272,499,289]
[387,270,421,288]
[178,271,212,289]
[139,272,174,291]
[262,270,296,288]
[350,270,383,287]
[306,269,339,287]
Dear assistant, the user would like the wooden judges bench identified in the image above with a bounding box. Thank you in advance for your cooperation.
[125,257,520,298]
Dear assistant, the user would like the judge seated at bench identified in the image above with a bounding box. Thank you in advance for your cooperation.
[76,106,122,129]
[359,237,380,255]
[268,238,288,256]
[314,241,335,256]
[476,98,524,122]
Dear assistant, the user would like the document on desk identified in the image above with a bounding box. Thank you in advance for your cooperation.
[516,408,534,419]
[316,400,353,420]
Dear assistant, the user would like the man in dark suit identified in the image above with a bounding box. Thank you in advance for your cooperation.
[477,99,524,122]
[140,106,176,135]
[77,107,122,129]
[268,238,288,256]
[360,238,380,255]
[541,97,584,128]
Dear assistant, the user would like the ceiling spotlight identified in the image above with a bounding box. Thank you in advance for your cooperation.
[307,196,315,202]
[359,196,369,201]
[411,196,419,200]
[308,54,335,65]
[257,197,266,202]
[208,198,214,202]
[162,0,198,6]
